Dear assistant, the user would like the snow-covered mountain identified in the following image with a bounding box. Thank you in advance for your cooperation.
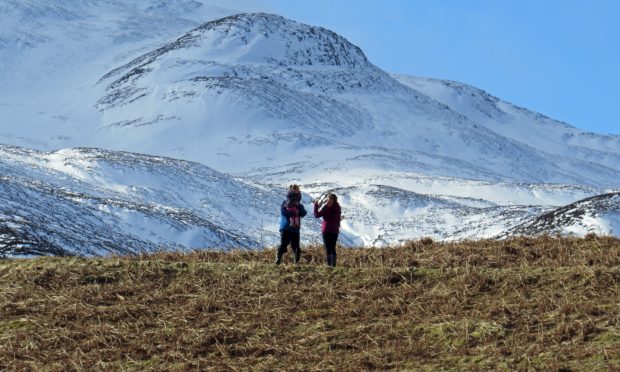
[0,0,240,148]
[4,8,620,187]
[0,144,294,256]
[89,12,620,188]
[504,192,620,237]
[394,75,620,177]
[1,2,619,256]
[1,144,614,257]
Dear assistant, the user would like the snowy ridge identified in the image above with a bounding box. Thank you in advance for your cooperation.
[89,12,620,189]
[100,12,375,85]
[0,0,236,76]
[505,192,620,237]
[2,143,615,257]
[394,75,620,171]
[0,145,307,256]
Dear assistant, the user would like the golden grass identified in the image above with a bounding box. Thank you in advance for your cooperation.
[0,236,619,370]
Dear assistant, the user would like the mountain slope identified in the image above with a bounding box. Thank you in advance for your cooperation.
[90,12,620,188]
[0,0,237,84]
[1,6,619,255]
[0,145,308,256]
[2,9,619,188]
[505,192,620,237]
[0,0,240,149]
[394,75,620,172]
[1,143,611,256]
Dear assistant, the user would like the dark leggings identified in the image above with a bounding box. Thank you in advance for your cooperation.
[279,229,300,254]
[322,232,338,256]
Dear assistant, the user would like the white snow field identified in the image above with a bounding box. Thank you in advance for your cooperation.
[1,2,619,255]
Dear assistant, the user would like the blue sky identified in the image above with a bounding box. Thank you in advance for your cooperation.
[250,0,619,135]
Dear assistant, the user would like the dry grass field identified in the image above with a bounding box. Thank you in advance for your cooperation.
[1,235,619,370]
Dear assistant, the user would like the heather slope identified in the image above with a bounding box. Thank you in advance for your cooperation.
[1,237,618,370]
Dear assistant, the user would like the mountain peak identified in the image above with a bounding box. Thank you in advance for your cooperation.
[187,12,371,69]
[97,11,392,112]
[100,11,373,77]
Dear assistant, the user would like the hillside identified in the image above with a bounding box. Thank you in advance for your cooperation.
[90,12,620,188]
[0,145,301,256]
[1,237,618,369]
[507,192,620,237]
[4,144,618,257]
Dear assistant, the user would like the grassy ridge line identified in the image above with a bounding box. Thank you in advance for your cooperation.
[137,235,620,268]
[0,237,619,370]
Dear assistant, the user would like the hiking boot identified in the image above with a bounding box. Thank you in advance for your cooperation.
[327,254,337,267]
[275,251,283,265]
[294,248,301,264]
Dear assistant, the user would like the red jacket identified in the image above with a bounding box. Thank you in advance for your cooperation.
[314,202,341,233]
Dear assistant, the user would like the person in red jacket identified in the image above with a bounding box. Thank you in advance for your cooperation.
[313,193,341,267]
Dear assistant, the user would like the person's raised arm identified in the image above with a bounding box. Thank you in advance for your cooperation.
[313,200,323,218]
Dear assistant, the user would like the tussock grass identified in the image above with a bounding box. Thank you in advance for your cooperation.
[0,236,619,370]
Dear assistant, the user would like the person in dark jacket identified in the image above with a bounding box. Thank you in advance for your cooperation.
[313,193,341,267]
[276,185,307,265]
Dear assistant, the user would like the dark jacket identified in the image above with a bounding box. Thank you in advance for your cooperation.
[279,201,307,232]
[314,202,341,234]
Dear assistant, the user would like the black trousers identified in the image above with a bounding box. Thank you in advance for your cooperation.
[279,229,300,254]
[322,232,338,256]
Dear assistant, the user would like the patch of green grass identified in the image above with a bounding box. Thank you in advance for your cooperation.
[0,319,31,332]
[593,330,620,346]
